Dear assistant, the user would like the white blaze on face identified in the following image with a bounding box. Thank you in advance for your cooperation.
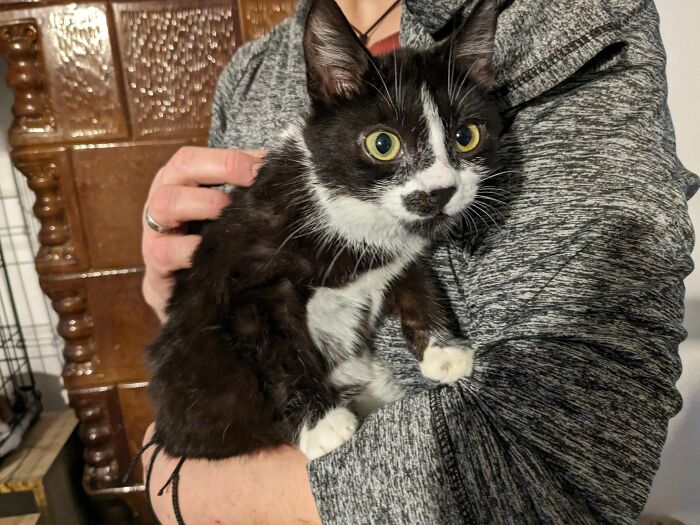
[381,84,482,220]
[287,121,427,256]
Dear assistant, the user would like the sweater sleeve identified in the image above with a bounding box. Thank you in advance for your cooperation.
[307,5,697,525]
[208,38,265,149]
[208,17,300,150]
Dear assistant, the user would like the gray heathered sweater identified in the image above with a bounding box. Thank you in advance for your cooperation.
[208,0,698,523]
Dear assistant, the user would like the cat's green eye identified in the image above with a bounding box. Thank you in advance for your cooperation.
[365,130,402,161]
[454,123,481,153]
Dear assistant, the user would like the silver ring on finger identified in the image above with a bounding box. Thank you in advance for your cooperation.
[144,206,179,234]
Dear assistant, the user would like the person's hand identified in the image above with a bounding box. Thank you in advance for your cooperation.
[141,424,321,525]
[142,146,265,321]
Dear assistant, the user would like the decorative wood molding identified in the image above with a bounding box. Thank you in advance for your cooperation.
[69,387,128,491]
[13,151,74,271]
[41,279,100,380]
[113,0,242,138]
[0,20,56,142]
[12,149,87,273]
[45,4,127,140]
[238,0,297,41]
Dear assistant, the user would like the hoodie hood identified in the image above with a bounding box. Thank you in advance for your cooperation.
[399,0,640,107]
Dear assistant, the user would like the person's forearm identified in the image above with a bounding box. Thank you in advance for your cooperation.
[143,434,321,525]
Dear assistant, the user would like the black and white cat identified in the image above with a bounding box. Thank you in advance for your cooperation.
[147,0,502,460]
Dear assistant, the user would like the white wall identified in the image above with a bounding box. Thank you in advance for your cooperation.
[643,2,700,523]
[660,1,700,299]
[0,61,66,409]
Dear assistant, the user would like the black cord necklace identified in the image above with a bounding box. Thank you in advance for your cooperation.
[346,0,401,45]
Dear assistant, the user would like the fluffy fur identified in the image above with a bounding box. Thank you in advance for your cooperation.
[147,0,502,460]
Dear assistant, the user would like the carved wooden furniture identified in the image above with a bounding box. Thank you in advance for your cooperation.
[0,1,296,522]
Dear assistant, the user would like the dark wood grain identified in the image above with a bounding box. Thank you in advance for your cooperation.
[113,0,242,138]
[238,0,297,41]
[71,140,201,269]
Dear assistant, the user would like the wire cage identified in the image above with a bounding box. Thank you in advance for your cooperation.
[0,240,42,460]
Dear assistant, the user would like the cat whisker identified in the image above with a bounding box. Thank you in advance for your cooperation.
[457,82,479,109]
[447,32,455,103]
[468,208,493,231]
[392,50,402,121]
[351,243,371,279]
[445,219,462,240]
[266,221,313,267]
[471,202,501,230]
[477,194,507,207]
[366,57,399,120]
[321,242,349,287]
[478,186,514,196]
[453,60,479,108]
[453,69,471,106]
[362,78,396,115]
[459,209,479,235]
[479,169,522,183]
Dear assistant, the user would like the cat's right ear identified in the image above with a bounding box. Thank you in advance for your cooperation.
[442,0,499,91]
[303,0,370,105]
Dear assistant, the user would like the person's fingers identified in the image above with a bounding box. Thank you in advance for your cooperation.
[147,185,230,230]
[140,146,265,322]
[141,272,171,323]
[143,234,202,277]
[158,146,265,188]
[140,232,197,320]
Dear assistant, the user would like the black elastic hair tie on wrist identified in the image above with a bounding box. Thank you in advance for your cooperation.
[170,457,187,525]
[122,438,159,485]
[154,456,187,525]
[127,438,188,524]
[145,444,164,521]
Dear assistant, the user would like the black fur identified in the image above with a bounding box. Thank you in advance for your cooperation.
[147,0,502,459]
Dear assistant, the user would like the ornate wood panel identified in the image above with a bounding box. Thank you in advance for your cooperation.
[11,147,89,273]
[113,0,241,138]
[0,21,56,144]
[238,0,297,40]
[0,1,293,522]
[0,5,128,146]
[71,140,198,269]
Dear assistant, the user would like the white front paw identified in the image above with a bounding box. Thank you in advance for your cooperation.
[420,343,474,384]
[298,407,358,460]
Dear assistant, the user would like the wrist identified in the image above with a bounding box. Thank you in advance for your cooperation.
[142,435,320,525]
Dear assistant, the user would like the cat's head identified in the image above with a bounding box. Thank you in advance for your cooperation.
[298,0,502,251]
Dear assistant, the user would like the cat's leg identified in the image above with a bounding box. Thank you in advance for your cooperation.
[297,404,359,460]
[294,382,361,460]
[385,261,474,384]
[329,351,405,418]
[282,376,359,460]
[296,349,410,458]
[419,340,475,384]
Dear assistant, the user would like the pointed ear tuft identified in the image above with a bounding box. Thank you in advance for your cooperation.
[303,0,370,104]
[446,0,499,91]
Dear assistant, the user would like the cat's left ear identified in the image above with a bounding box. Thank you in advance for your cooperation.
[303,0,371,105]
[441,0,499,91]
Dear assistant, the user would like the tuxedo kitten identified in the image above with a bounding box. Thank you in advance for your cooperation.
[147,0,502,460]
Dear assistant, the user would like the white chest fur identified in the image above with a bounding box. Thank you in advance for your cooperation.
[306,255,413,364]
